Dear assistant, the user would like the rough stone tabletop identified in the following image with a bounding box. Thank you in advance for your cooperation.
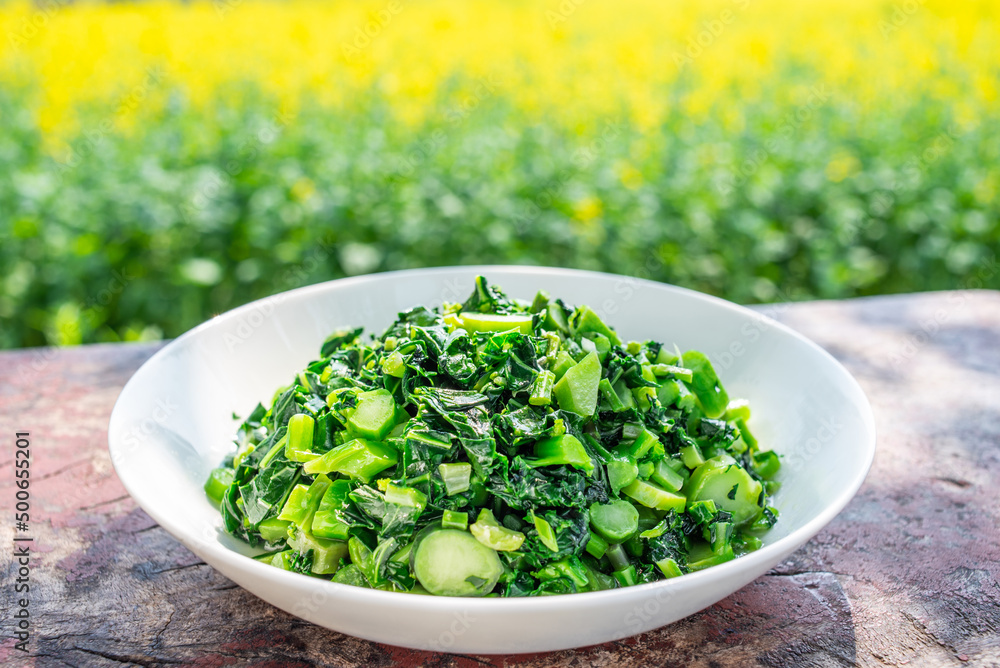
[1,290,999,667]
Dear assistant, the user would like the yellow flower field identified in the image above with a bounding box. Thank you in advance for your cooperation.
[2,0,997,141]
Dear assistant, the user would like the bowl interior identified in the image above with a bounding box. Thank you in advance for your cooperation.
[109,266,873,585]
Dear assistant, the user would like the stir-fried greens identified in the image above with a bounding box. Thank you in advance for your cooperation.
[205,277,781,596]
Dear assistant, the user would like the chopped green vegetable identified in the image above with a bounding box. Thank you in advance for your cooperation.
[589,499,639,542]
[310,479,352,540]
[687,499,717,524]
[599,378,625,411]
[209,275,780,596]
[606,459,638,495]
[277,474,330,527]
[751,450,781,479]
[724,399,751,422]
[651,364,694,382]
[258,518,291,543]
[622,479,687,512]
[442,509,469,530]
[626,428,659,459]
[680,351,729,418]
[287,528,350,575]
[438,462,472,496]
[737,417,758,450]
[529,369,556,406]
[710,521,733,555]
[605,542,631,571]
[530,511,560,552]
[686,455,764,526]
[346,389,397,441]
[552,351,601,417]
[570,305,621,346]
[585,531,609,559]
[687,541,736,571]
[613,565,638,587]
[550,351,577,380]
[459,312,533,335]
[381,350,406,378]
[285,413,317,462]
[332,563,369,587]
[302,438,397,482]
[385,482,428,512]
[470,509,526,551]
[533,556,590,589]
[528,434,594,473]
[204,467,234,504]
[413,529,503,596]
[650,458,685,492]
[656,557,684,579]
[680,442,706,469]
[543,300,570,334]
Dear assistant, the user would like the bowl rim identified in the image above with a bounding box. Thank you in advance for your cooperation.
[109,264,877,611]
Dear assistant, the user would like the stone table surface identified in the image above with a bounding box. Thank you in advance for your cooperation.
[1,290,999,668]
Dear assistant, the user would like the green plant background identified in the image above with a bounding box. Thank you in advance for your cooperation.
[2,72,998,350]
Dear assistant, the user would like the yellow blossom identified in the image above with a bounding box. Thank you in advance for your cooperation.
[0,0,995,148]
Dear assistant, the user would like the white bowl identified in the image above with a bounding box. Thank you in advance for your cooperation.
[108,266,875,654]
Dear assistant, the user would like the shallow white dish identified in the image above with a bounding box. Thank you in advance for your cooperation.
[108,266,876,654]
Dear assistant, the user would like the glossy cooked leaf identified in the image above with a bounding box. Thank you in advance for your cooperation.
[320,327,364,357]
[552,351,601,416]
[460,276,517,315]
[520,509,590,568]
[489,457,607,511]
[239,456,301,527]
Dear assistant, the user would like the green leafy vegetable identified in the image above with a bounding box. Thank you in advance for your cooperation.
[208,276,780,595]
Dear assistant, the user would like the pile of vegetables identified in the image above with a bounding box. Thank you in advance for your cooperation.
[205,277,781,596]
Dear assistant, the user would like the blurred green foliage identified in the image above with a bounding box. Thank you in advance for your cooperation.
[1,77,998,349]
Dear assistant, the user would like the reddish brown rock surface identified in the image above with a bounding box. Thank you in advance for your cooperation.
[1,291,998,667]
